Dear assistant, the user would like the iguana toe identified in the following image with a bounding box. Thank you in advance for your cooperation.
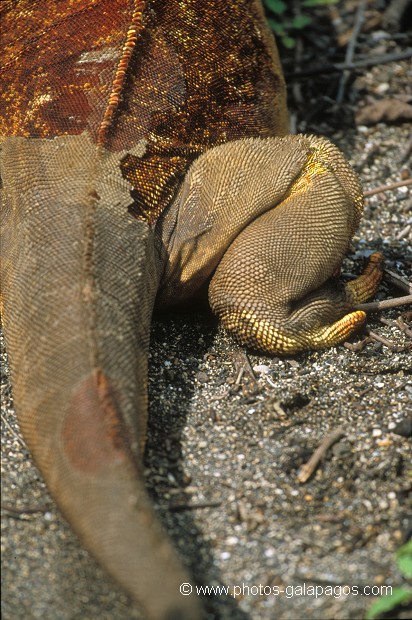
[345,251,384,304]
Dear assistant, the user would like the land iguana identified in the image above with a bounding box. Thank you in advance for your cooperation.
[0,1,383,618]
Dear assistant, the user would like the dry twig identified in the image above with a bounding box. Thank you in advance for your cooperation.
[235,366,245,386]
[398,137,412,164]
[1,504,52,517]
[337,0,366,104]
[169,500,222,512]
[297,428,346,484]
[383,269,412,295]
[286,49,412,80]
[380,316,412,339]
[368,330,403,350]
[233,350,260,396]
[396,316,412,338]
[363,178,412,197]
[1,411,26,448]
[210,387,231,402]
[344,336,372,351]
[396,224,411,241]
[356,294,412,312]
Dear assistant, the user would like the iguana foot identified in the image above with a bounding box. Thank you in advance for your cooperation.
[210,253,383,355]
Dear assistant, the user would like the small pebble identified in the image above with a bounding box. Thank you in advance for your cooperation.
[253,365,270,375]
[392,418,412,438]
[196,371,209,384]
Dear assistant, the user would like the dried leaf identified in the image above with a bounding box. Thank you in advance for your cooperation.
[356,98,412,125]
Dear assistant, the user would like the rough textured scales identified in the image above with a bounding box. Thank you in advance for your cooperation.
[0,2,384,619]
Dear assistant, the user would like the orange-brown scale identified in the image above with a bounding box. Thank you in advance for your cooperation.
[114,0,288,221]
[2,1,287,223]
[1,0,131,139]
[97,1,146,145]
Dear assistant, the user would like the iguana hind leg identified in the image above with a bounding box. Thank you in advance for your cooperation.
[208,137,383,354]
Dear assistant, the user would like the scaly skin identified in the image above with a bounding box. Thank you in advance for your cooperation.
[0,1,382,618]
[156,135,383,353]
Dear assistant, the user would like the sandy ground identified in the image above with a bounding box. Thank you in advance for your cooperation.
[1,38,411,620]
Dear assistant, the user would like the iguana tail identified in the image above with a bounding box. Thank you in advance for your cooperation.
[0,134,201,620]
